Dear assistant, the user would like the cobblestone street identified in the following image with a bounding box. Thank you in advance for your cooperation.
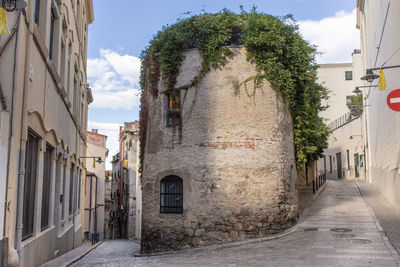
[72,179,400,266]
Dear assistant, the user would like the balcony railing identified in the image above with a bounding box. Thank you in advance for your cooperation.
[327,108,362,131]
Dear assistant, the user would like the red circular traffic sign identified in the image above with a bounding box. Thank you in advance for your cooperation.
[387,89,400,111]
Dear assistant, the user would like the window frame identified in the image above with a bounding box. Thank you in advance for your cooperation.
[41,144,53,230]
[166,91,181,127]
[160,175,183,214]
[34,0,40,25]
[345,71,353,81]
[22,131,39,240]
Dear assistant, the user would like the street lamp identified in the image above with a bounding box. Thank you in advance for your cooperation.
[0,0,26,12]
[79,156,104,168]
[360,69,380,83]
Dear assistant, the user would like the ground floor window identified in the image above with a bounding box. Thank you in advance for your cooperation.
[23,131,39,239]
[160,175,183,213]
[41,144,53,230]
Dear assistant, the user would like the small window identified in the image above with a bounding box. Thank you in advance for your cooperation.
[329,156,332,174]
[345,71,353,80]
[34,0,40,25]
[167,91,180,126]
[160,175,183,213]
[49,10,55,60]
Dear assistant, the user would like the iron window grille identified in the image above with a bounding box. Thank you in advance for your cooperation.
[160,175,183,214]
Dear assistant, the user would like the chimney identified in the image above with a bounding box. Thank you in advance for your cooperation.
[92,129,98,134]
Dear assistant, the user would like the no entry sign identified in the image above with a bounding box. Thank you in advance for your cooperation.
[387,89,400,111]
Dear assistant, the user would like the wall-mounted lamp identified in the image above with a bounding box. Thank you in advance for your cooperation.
[360,70,380,83]
[79,156,104,168]
[0,0,27,12]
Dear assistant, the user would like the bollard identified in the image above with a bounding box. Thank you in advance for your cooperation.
[312,180,315,194]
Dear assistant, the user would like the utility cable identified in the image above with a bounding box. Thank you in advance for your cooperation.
[374,1,391,67]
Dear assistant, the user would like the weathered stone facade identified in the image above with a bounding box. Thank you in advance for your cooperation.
[141,47,298,253]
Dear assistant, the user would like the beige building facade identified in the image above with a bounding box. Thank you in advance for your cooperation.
[140,47,298,254]
[357,0,400,211]
[0,0,93,266]
[85,130,108,242]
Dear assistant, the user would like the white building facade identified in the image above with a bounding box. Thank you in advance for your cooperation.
[357,0,400,211]
[317,51,367,180]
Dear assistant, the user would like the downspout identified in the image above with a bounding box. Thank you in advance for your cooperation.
[94,176,97,239]
[88,175,92,237]
[16,4,34,264]
[3,9,21,249]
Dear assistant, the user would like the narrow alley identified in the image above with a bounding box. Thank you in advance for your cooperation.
[70,179,400,266]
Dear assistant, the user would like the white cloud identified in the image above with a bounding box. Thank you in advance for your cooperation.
[88,121,122,170]
[87,49,141,109]
[298,9,360,63]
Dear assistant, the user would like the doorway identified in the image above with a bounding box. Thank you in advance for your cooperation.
[354,153,360,178]
[336,152,342,179]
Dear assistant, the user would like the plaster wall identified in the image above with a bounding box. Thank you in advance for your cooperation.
[317,52,364,123]
[0,0,93,265]
[86,134,108,241]
[357,0,400,212]
[318,116,366,180]
[141,47,297,253]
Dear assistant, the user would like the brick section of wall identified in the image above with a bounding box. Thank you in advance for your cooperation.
[87,131,107,147]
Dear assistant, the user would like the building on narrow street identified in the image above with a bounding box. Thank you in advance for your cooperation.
[140,47,298,253]
[317,50,368,180]
[0,0,94,266]
[84,130,108,243]
[108,122,141,240]
[109,153,121,239]
[356,0,400,212]
[119,121,140,241]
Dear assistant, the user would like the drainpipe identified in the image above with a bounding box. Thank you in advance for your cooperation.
[16,4,34,264]
[3,9,21,264]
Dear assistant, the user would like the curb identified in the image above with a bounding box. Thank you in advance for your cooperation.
[66,241,104,267]
[135,181,329,258]
[355,181,400,264]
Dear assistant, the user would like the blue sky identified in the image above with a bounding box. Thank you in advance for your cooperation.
[86,0,359,169]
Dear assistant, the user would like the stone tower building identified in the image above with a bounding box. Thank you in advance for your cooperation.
[141,47,298,253]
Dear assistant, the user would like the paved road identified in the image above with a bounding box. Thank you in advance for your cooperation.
[74,180,399,266]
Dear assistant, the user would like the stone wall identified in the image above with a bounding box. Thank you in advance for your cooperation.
[141,47,298,254]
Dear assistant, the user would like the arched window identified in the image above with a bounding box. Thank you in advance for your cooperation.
[160,176,183,213]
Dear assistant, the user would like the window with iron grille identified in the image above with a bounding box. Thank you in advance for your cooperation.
[23,131,39,240]
[69,163,74,216]
[41,144,53,230]
[160,176,183,213]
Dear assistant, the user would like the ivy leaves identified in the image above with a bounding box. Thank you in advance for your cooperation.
[140,9,330,168]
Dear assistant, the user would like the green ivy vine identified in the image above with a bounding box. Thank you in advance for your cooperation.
[139,8,330,171]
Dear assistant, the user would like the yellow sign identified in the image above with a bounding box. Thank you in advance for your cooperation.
[123,160,128,168]
[0,8,7,35]
[378,68,386,91]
